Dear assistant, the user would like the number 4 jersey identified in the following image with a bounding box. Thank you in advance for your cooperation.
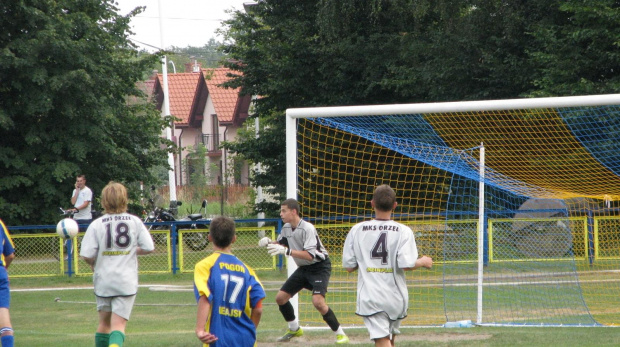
[342,219,419,320]
[79,213,155,297]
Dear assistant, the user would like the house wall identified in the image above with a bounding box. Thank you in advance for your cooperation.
[173,126,202,186]
[202,98,223,185]
[200,99,250,186]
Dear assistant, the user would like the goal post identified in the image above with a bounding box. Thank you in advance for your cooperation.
[285,94,620,327]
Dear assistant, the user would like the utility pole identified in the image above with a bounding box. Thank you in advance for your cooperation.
[158,0,177,203]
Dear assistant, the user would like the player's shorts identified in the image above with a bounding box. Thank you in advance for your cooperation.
[96,295,136,321]
[281,257,331,296]
[362,311,402,341]
[0,267,10,309]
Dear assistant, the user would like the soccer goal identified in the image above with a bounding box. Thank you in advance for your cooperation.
[285,94,620,327]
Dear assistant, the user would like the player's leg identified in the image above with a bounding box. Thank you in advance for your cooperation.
[96,309,112,347]
[0,309,13,347]
[363,312,393,347]
[389,319,402,347]
[275,270,306,342]
[308,259,348,344]
[107,295,135,347]
[108,314,128,347]
[0,270,14,347]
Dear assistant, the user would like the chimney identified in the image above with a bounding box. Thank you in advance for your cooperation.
[185,59,202,73]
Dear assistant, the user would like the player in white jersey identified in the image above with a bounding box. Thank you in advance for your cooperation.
[259,199,349,344]
[342,185,432,347]
[80,182,155,347]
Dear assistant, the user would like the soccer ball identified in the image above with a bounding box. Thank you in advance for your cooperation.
[56,218,79,239]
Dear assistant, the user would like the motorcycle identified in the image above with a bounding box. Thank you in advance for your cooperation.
[179,199,210,251]
[143,187,210,251]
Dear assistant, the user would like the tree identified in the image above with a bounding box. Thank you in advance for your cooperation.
[170,38,228,70]
[0,0,170,225]
[220,0,620,216]
[527,0,620,96]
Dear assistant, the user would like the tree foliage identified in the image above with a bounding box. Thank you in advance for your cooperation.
[0,0,170,225]
[219,0,620,216]
[151,38,228,75]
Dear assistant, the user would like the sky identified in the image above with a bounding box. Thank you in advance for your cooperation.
[115,0,251,51]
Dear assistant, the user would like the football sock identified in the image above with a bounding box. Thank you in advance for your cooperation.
[322,308,341,332]
[95,332,109,347]
[287,320,300,332]
[278,301,296,322]
[0,327,13,347]
[0,335,13,347]
[108,330,125,347]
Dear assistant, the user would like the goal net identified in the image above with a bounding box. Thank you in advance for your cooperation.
[285,94,620,327]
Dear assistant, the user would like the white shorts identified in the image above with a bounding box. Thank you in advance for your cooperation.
[96,295,136,321]
[362,312,402,341]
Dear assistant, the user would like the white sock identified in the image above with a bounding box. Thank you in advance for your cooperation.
[288,320,300,331]
[335,326,345,335]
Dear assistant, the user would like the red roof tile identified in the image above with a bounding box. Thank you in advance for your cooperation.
[203,68,242,124]
[156,72,202,125]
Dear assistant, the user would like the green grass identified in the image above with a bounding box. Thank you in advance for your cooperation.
[8,272,620,346]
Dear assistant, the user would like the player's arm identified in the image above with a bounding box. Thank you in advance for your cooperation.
[74,200,90,212]
[250,299,263,328]
[136,247,153,255]
[195,295,218,344]
[265,242,314,260]
[289,249,313,261]
[342,228,358,272]
[82,256,95,266]
[3,253,14,269]
[403,255,433,271]
[71,187,79,205]
[81,256,96,271]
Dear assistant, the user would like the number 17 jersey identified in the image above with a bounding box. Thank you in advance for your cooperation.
[342,219,418,320]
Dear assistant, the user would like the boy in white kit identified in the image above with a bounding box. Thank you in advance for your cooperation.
[342,184,432,347]
[80,181,155,347]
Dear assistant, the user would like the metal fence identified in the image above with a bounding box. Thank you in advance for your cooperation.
[8,219,281,278]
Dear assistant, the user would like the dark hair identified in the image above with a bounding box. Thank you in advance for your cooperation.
[281,198,300,215]
[372,184,396,212]
[210,216,235,248]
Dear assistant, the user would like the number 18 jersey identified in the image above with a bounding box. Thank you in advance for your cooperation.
[79,213,155,297]
[342,219,418,320]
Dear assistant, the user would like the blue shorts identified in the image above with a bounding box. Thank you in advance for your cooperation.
[0,267,10,309]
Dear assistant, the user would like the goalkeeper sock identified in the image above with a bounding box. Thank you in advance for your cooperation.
[108,330,125,347]
[278,301,296,322]
[95,332,109,347]
[287,320,300,332]
[322,308,341,332]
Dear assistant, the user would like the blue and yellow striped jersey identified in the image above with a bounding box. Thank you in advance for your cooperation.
[194,251,265,347]
[0,219,15,267]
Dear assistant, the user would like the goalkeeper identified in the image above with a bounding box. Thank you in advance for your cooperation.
[259,199,348,344]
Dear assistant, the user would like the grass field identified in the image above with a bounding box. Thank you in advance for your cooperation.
[9,271,620,347]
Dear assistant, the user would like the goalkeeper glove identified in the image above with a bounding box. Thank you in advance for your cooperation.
[267,243,292,256]
[258,237,272,248]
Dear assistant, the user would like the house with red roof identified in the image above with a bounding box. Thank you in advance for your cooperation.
[152,63,251,186]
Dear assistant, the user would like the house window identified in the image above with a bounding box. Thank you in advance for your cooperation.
[211,114,219,149]
[186,158,205,186]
